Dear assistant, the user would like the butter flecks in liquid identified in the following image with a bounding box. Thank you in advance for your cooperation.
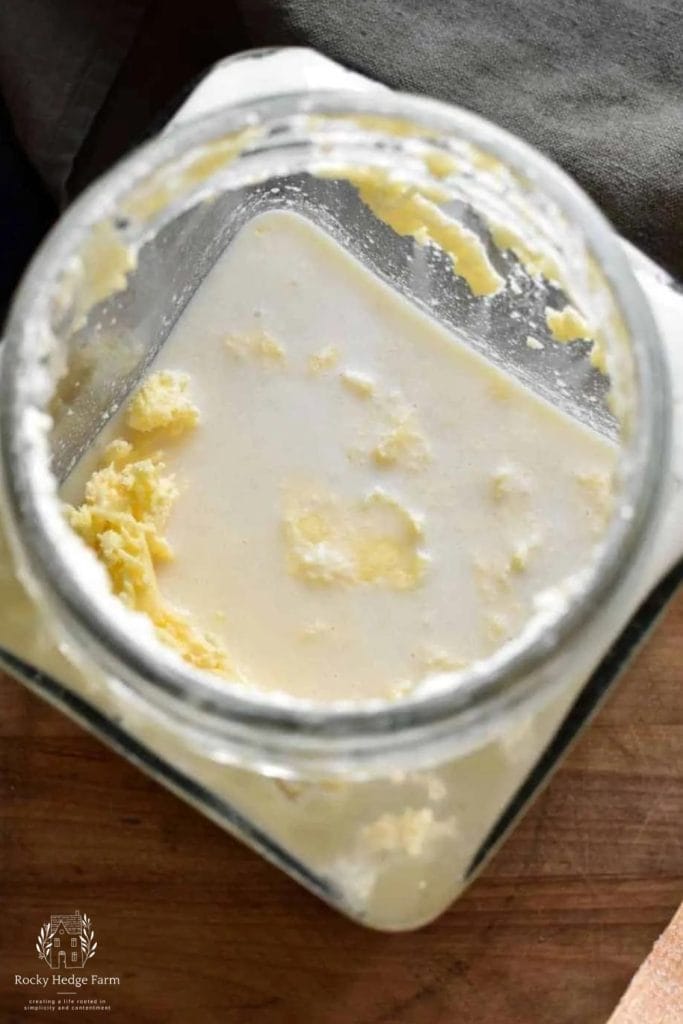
[360,808,455,858]
[308,345,340,375]
[340,370,375,398]
[371,406,431,470]
[575,470,614,535]
[223,327,286,365]
[317,166,503,297]
[63,210,617,703]
[65,374,233,675]
[490,463,532,503]
[418,645,469,674]
[344,382,431,471]
[283,487,427,590]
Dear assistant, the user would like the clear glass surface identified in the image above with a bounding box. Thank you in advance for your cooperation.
[0,82,671,928]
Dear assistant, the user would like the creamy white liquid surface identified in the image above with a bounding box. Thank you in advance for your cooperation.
[63,210,616,702]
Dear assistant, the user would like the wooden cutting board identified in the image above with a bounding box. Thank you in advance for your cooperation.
[1,591,681,1024]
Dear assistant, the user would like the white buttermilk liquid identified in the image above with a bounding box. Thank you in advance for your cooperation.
[63,210,617,703]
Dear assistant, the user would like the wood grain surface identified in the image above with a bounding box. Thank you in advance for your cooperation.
[1,591,681,1024]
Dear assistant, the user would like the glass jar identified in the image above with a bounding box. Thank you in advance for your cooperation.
[0,49,679,930]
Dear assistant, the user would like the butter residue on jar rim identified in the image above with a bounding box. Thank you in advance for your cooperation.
[316,165,504,298]
[314,159,615,388]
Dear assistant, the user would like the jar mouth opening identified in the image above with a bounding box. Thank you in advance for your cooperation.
[0,87,670,758]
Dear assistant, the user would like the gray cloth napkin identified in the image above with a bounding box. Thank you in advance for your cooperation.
[1,0,681,278]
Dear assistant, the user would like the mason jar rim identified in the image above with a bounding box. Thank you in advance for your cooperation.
[0,85,671,772]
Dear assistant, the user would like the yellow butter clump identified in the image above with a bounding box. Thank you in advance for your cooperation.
[67,375,233,676]
[424,150,458,180]
[126,370,199,434]
[283,488,427,590]
[545,304,609,375]
[545,304,592,344]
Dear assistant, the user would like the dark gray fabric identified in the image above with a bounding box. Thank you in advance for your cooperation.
[1,0,681,276]
[238,0,683,279]
[0,0,148,204]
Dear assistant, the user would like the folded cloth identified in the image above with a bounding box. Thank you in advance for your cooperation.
[1,0,680,278]
[0,0,148,205]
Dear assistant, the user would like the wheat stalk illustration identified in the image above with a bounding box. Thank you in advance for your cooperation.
[80,915,97,963]
[36,921,56,965]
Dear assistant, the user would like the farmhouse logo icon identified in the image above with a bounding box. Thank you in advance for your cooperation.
[35,911,97,970]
